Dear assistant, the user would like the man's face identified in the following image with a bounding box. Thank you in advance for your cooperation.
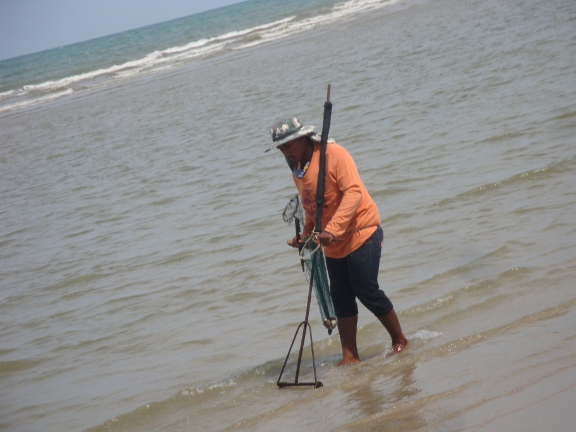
[278,137,306,163]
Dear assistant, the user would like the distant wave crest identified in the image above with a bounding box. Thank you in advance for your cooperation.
[0,0,403,113]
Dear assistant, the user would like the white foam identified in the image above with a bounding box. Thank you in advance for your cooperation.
[234,0,403,51]
[180,378,237,396]
[14,31,243,97]
[0,89,18,100]
[412,329,444,340]
[0,88,74,113]
[2,0,405,112]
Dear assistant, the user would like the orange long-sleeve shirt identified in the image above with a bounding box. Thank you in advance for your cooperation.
[293,142,381,259]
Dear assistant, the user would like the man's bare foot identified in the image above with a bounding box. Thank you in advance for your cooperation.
[338,357,361,366]
[378,309,408,356]
[391,338,408,354]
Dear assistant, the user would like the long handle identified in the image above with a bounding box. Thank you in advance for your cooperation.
[315,84,333,234]
[295,217,304,271]
[294,269,315,383]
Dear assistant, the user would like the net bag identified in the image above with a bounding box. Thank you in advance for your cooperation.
[283,195,337,334]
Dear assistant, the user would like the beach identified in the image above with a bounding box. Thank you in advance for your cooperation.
[1,0,575,430]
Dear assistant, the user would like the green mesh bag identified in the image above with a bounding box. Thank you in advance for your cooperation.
[283,195,337,334]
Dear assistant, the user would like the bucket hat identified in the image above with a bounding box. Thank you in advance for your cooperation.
[266,116,332,153]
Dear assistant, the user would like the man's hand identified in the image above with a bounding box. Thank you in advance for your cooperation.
[287,235,303,248]
[317,231,335,246]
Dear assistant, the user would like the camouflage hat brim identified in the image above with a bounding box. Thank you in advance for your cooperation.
[264,130,334,152]
[265,127,315,152]
[266,116,333,153]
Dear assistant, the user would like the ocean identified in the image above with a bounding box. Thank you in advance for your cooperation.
[1,0,575,430]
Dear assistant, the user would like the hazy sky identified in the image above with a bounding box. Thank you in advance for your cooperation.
[0,0,246,61]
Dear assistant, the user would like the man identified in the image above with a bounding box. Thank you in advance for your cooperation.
[267,116,408,365]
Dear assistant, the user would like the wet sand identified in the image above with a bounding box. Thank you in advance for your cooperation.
[444,366,576,431]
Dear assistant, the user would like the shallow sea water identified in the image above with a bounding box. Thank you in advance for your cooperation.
[1,0,576,430]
